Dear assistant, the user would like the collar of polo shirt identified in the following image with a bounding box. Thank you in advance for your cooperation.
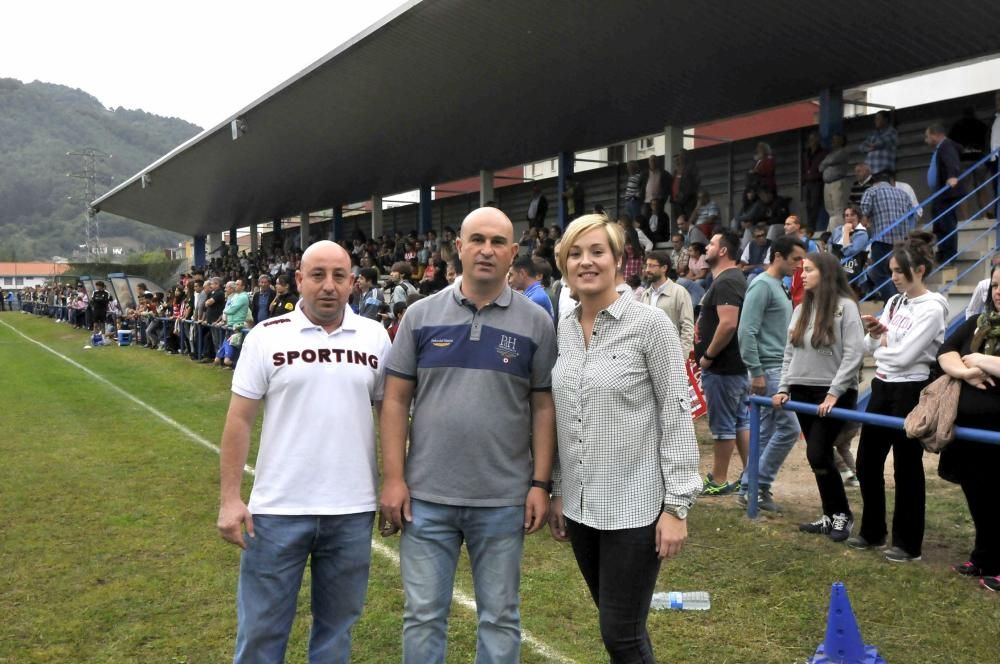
[451,280,515,309]
[290,300,359,333]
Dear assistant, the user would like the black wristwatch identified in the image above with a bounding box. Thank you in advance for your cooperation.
[530,479,553,493]
[702,351,715,361]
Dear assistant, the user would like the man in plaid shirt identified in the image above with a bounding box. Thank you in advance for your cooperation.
[860,110,898,176]
[861,172,917,301]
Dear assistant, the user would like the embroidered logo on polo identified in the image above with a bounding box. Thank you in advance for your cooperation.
[496,334,520,364]
[263,317,291,327]
[430,338,454,348]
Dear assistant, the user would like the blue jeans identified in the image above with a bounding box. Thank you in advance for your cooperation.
[234,512,375,664]
[741,367,801,492]
[401,499,525,664]
[701,370,750,440]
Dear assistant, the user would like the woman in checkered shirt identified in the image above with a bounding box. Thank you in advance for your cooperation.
[548,214,702,662]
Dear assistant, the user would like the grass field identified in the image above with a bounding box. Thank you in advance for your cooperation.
[1,311,997,663]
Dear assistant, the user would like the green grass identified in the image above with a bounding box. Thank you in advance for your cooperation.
[1,311,997,663]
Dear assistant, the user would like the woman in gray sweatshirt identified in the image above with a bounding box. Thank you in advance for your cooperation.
[774,252,865,542]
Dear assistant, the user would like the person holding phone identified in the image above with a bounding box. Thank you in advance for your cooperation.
[849,233,948,562]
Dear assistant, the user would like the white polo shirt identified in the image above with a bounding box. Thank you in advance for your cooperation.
[232,303,391,515]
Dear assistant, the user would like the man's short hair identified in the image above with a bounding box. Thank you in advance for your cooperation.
[531,258,552,282]
[715,230,741,259]
[926,123,946,136]
[390,261,413,279]
[511,255,536,275]
[359,267,379,284]
[646,250,672,270]
[873,171,893,183]
[95,281,105,287]
[771,235,806,262]
[193,279,204,287]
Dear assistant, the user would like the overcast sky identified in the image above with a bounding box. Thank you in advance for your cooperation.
[3,0,410,129]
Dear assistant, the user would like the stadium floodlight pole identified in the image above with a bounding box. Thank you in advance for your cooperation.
[67,148,111,261]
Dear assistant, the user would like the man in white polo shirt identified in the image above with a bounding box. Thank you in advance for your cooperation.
[217,240,391,664]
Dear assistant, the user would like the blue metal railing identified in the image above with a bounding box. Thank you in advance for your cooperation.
[744,394,1000,519]
[845,147,1000,300]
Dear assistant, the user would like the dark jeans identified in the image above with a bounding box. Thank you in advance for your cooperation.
[868,241,895,303]
[805,180,825,231]
[789,385,857,518]
[857,378,928,555]
[932,199,958,264]
[566,517,661,663]
[941,439,1000,576]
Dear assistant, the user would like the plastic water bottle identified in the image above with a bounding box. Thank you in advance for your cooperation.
[650,591,710,611]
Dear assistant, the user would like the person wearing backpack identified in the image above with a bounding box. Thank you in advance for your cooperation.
[388,262,418,309]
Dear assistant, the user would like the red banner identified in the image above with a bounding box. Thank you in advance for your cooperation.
[686,352,708,419]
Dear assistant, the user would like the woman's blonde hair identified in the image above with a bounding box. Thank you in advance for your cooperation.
[556,214,624,276]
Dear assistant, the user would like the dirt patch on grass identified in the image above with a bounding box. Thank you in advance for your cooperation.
[693,417,976,570]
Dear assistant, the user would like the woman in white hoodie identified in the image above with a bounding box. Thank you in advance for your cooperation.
[849,232,948,562]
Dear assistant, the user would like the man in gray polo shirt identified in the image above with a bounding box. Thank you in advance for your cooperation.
[380,207,557,664]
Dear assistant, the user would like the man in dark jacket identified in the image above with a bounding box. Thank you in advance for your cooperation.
[250,275,276,325]
[269,275,299,318]
[526,185,548,229]
[925,124,966,262]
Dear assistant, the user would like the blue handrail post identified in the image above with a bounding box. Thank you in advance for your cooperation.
[747,401,761,519]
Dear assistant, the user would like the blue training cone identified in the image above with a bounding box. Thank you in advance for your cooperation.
[810,582,885,663]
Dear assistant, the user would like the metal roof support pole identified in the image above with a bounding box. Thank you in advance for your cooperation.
[229,226,238,255]
[419,186,433,234]
[663,125,684,235]
[249,223,259,254]
[208,232,222,256]
[818,87,844,150]
[299,213,310,250]
[557,151,573,229]
[479,170,494,207]
[193,235,206,268]
[371,195,383,239]
[332,207,344,242]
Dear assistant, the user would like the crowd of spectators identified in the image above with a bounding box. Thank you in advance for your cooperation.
[9,100,1000,592]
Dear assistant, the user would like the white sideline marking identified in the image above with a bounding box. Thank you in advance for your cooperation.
[1,318,576,664]
[370,540,576,664]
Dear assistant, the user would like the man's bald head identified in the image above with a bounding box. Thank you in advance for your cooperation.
[301,240,351,272]
[459,206,515,242]
[296,240,354,329]
[456,207,518,293]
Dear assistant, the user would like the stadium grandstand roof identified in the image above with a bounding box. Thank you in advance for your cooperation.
[92,0,1000,236]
